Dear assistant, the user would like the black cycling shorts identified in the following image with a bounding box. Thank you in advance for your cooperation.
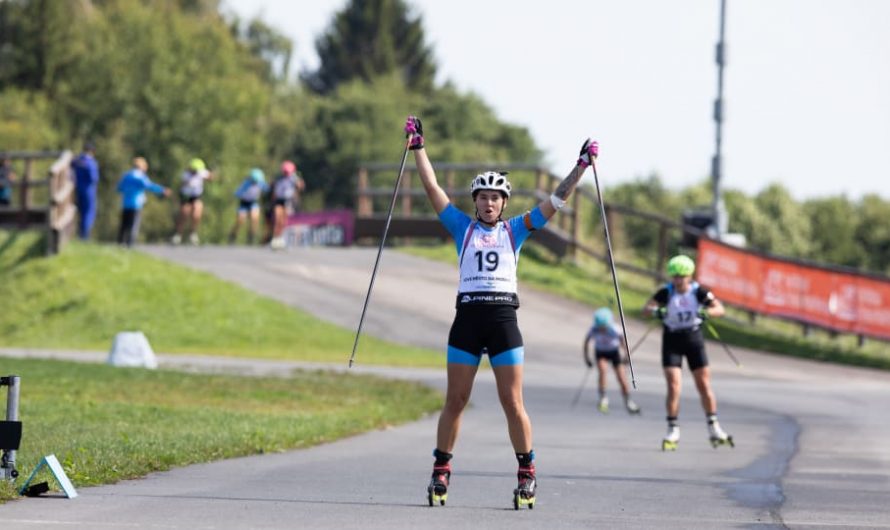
[595,349,622,367]
[447,305,524,367]
[661,328,708,371]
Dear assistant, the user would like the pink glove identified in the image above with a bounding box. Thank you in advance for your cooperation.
[577,139,599,168]
[404,115,425,150]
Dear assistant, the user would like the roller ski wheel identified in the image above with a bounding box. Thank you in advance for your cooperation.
[708,421,734,449]
[624,398,641,415]
[662,425,680,451]
[597,396,609,414]
[427,464,450,506]
[512,465,536,510]
[661,439,678,451]
[513,491,535,510]
[710,435,735,449]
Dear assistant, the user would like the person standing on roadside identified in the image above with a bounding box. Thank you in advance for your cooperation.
[70,141,100,240]
[404,114,596,509]
[117,157,170,247]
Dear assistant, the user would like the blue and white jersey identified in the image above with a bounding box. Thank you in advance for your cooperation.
[272,174,303,200]
[587,324,621,352]
[235,178,267,202]
[180,168,210,198]
[439,204,547,306]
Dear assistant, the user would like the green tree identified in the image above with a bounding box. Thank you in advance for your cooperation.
[234,18,294,83]
[803,196,865,268]
[0,89,60,149]
[725,189,779,252]
[752,183,812,256]
[302,0,436,94]
[606,174,683,264]
[285,75,540,208]
[854,194,890,274]
[0,0,85,95]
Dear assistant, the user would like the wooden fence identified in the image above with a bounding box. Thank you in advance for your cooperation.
[354,162,702,283]
[0,151,77,255]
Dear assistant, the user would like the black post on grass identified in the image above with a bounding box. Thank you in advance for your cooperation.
[1,375,22,481]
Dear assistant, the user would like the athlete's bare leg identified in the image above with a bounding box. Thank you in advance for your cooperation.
[493,364,532,453]
[692,366,717,414]
[596,357,609,396]
[436,363,478,452]
[664,366,683,417]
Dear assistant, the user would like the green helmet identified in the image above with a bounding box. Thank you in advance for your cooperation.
[667,255,696,277]
[189,158,206,171]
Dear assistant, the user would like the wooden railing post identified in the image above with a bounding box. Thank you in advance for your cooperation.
[604,203,617,268]
[357,167,372,216]
[535,170,546,196]
[17,158,33,227]
[47,151,75,255]
[569,191,580,260]
[656,221,669,285]
[401,170,412,216]
[445,170,456,202]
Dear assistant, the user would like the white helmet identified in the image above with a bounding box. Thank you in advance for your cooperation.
[470,171,512,198]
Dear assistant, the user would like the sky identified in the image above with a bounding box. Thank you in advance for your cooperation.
[222,0,890,202]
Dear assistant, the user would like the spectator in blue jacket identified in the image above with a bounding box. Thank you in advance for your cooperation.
[116,157,170,247]
[0,157,16,206]
[70,141,100,240]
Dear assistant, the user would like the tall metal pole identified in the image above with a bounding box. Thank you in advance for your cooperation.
[711,0,728,238]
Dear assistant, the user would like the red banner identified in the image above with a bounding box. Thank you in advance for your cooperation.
[696,238,890,340]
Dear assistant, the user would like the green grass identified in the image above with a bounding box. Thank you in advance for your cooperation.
[403,242,890,370]
[0,231,442,367]
[0,357,442,502]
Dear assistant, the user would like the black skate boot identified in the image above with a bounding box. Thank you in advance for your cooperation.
[513,463,536,510]
[427,462,450,506]
[427,449,453,506]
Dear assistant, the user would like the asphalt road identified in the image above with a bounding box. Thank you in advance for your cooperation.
[2,244,889,529]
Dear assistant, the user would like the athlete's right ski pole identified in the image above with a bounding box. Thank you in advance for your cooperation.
[704,320,742,367]
[348,133,414,368]
[590,157,637,388]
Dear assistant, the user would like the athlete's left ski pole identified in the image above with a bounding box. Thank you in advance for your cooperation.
[704,320,742,367]
[628,321,658,356]
[590,157,637,388]
[348,133,414,368]
[570,367,593,408]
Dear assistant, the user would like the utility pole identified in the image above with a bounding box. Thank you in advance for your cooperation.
[711,0,728,238]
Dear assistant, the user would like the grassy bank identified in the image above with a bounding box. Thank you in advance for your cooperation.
[0,231,441,367]
[0,357,441,502]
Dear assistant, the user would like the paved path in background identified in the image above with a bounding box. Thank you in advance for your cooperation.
[2,245,889,529]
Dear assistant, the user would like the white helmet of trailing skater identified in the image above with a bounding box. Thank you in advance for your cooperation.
[470,171,512,198]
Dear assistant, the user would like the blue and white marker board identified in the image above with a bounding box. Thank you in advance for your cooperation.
[18,454,78,498]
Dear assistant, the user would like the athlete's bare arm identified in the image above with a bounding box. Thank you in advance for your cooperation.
[413,147,450,214]
[538,164,586,220]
